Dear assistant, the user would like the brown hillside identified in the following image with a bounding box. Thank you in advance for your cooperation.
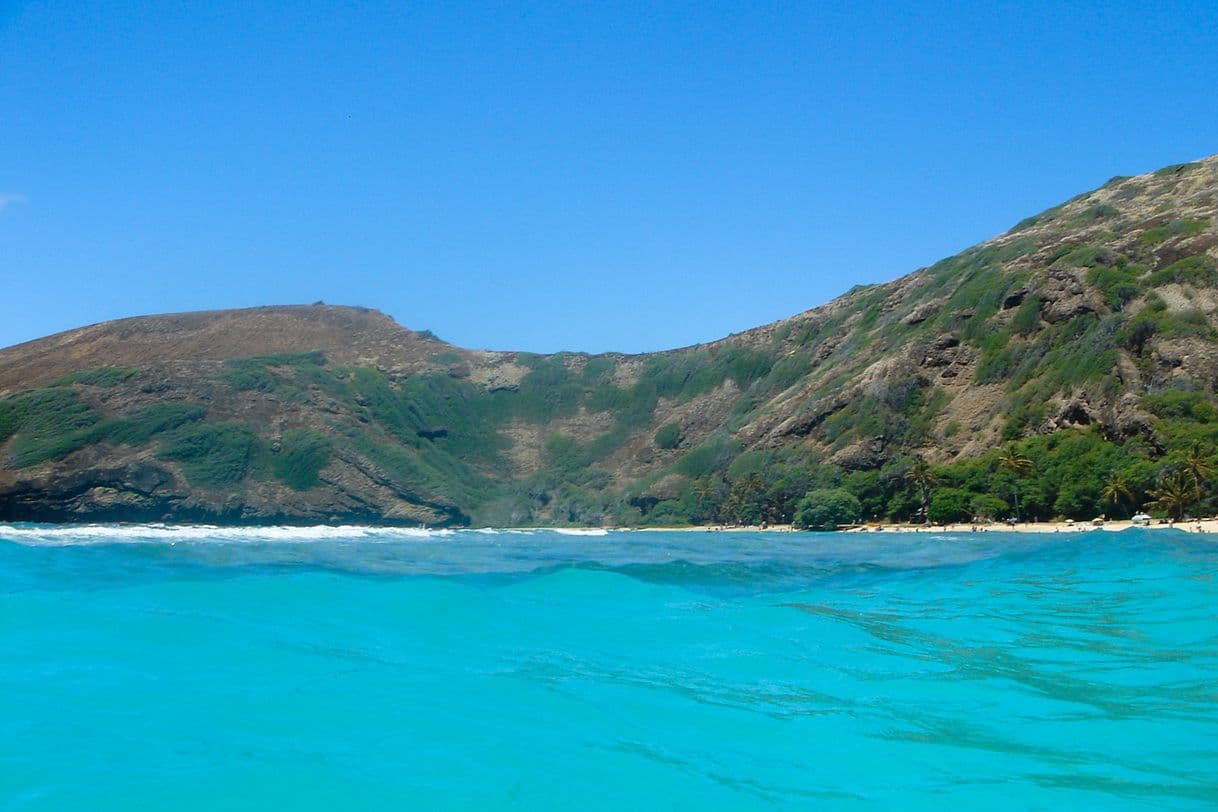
[0,304,460,392]
[2,155,1217,526]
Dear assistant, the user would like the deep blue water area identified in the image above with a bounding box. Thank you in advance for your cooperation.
[2,525,1216,810]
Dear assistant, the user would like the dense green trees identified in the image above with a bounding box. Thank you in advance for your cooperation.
[927,488,971,524]
[793,489,861,530]
[625,420,1218,530]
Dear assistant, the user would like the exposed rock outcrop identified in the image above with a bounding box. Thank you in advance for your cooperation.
[3,155,1218,524]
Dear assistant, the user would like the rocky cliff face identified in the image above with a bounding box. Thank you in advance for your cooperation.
[2,156,1217,525]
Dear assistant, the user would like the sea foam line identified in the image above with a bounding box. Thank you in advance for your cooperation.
[0,523,458,546]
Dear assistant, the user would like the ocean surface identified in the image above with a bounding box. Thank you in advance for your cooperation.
[1,525,1216,810]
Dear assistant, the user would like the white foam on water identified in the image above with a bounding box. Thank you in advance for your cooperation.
[0,523,456,546]
[550,527,609,536]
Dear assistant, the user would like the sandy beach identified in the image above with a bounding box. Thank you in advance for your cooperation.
[633,518,1218,534]
[845,518,1218,534]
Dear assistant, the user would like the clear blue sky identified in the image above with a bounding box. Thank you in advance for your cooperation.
[3,1,1217,354]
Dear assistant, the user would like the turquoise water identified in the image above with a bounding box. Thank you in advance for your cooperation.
[2,525,1216,810]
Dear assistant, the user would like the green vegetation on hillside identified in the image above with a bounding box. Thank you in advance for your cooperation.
[270,428,333,490]
[0,388,101,467]
[3,156,1217,527]
[51,367,139,387]
[99,404,208,446]
[158,423,261,487]
[1138,217,1209,245]
[619,409,1218,528]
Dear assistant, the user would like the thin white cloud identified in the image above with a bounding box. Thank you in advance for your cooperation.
[0,193,28,213]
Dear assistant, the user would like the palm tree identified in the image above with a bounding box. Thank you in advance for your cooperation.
[727,473,767,525]
[692,479,720,523]
[1100,470,1134,516]
[1181,441,1214,491]
[1146,471,1199,521]
[997,445,1033,519]
[903,455,938,523]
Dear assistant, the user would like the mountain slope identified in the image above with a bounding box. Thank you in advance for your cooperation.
[2,156,1217,525]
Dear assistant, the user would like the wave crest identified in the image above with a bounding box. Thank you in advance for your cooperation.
[0,523,453,546]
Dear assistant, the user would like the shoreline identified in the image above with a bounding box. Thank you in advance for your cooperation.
[631,518,1218,534]
[847,519,1217,534]
[3,519,1214,535]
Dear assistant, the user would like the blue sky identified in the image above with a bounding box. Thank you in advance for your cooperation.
[3,1,1217,354]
